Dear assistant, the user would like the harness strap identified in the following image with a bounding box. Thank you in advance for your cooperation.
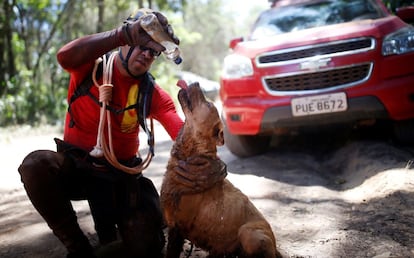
[118,47,139,79]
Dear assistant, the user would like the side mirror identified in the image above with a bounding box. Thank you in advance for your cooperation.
[229,37,244,50]
[396,6,414,24]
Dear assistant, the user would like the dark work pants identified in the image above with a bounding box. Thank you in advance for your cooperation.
[18,148,165,257]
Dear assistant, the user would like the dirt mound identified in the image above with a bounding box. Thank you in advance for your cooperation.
[326,141,414,201]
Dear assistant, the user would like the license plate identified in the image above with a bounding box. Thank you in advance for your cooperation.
[291,92,347,117]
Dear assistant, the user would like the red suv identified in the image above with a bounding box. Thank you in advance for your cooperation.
[220,0,414,157]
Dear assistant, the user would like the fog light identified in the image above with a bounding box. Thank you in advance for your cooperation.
[229,114,241,121]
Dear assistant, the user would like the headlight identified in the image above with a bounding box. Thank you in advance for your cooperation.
[382,26,414,56]
[221,54,253,79]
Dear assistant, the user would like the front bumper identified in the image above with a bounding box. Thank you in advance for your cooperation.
[260,96,388,133]
[223,95,389,135]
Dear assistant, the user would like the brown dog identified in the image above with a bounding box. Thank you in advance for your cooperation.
[160,82,282,258]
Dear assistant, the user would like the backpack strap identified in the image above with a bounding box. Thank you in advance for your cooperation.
[67,62,103,128]
[137,72,155,156]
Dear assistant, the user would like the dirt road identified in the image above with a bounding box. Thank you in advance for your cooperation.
[1,124,413,258]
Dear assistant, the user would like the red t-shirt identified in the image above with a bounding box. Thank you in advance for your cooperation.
[63,59,183,160]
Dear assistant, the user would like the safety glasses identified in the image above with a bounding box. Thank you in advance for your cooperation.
[138,45,161,57]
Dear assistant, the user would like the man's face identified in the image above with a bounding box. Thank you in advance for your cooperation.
[121,46,158,76]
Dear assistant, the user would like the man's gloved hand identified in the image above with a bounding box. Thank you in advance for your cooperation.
[118,12,180,53]
[172,156,227,193]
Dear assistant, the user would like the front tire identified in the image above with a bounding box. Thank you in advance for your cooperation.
[223,124,271,158]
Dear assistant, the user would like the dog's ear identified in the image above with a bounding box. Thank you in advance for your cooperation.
[215,128,224,146]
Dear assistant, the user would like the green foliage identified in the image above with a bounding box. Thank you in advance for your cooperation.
[0,0,134,126]
[0,0,236,126]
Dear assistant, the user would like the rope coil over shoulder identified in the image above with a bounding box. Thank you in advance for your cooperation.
[89,52,154,174]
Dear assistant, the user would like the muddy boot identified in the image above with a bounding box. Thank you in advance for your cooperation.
[118,215,165,258]
[53,219,95,258]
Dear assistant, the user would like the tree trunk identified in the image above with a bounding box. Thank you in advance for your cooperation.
[97,0,104,32]
[0,0,17,96]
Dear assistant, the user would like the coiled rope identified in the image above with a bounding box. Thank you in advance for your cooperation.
[89,51,154,174]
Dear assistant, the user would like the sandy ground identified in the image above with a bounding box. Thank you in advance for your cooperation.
[1,123,414,258]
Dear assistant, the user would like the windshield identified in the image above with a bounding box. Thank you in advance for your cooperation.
[249,0,386,40]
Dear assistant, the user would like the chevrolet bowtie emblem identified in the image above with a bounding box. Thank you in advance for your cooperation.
[300,57,331,71]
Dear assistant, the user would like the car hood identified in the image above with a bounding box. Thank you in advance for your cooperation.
[234,16,407,58]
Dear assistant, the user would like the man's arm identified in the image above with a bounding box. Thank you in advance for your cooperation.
[150,85,184,140]
[56,28,126,71]
[57,11,178,71]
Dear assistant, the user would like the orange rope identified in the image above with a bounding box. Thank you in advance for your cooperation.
[89,52,154,174]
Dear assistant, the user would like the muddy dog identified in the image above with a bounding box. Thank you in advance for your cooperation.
[160,82,282,258]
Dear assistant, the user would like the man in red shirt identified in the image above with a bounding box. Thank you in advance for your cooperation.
[18,10,226,258]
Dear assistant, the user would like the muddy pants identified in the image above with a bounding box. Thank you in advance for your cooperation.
[17,140,165,258]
